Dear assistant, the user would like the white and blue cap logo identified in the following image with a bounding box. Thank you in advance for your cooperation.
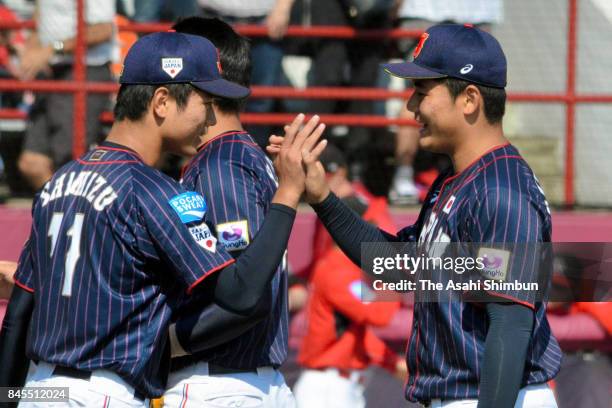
[169,191,207,224]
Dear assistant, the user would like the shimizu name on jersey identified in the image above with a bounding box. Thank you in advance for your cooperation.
[39,171,118,211]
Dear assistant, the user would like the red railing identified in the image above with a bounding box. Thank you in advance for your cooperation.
[565,0,578,206]
[0,0,605,206]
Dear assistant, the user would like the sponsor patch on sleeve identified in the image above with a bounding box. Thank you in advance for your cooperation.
[216,220,249,251]
[477,247,510,281]
[189,224,217,253]
[169,192,207,224]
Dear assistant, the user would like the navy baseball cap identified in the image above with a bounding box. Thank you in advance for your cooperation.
[382,24,507,88]
[120,31,250,99]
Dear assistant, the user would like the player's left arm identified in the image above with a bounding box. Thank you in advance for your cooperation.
[0,235,35,388]
[170,286,272,357]
[172,155,278,353]
[478,302,534,408]
[469,185,547,407]
[0,285,33,388]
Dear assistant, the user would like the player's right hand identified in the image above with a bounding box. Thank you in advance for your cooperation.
[270,114,327,208]
[303,156,329,205]
[268,115,330,204]
[0,260,16,300]
[394,358,408,382]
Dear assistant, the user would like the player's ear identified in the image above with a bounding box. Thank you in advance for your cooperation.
[151,86,171,119]
[462,84,480,117]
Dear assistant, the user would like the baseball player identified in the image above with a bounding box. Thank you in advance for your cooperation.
[0,31,326,406]
[270,24,561,408]
[160,17,295,407]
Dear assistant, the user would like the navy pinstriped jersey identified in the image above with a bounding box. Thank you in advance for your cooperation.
[13,142,235,397]
[398,144,562,403]
[177,130,288,368]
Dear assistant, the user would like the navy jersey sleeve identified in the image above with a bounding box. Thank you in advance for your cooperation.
[196,153,274,256]
[133,170,235,294]
[468,186,549,308]
[13,234,35,293]
[13,193,42,293]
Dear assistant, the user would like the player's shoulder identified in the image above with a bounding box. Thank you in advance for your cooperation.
[132,166,210,224]
[457,145,549,216]
[207,132,265,167]
[201,132,272,177]
[131,164,186,200]
[470,144,540,194]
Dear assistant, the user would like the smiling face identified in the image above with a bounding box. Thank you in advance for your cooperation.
[162,88,216,157]
[406,79,464,154]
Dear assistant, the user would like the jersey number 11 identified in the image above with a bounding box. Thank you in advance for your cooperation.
[48,212,85,297]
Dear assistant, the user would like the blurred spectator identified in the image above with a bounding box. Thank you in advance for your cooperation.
[297,142,396,281]
[546,254,612,408]
[110,14,137,79]
[0,4,26,80]
[196,0,295,149]
[0,3,30,199]
[1,0,34,20]
[293,196,404,408]
[355,127,400,229]
[388,0,503,205]
[126,0,198,23]
[305,0,394,179]
[17,0,115,190]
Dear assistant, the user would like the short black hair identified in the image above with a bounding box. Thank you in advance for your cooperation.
[443,77,506,124]
[113,83,194,121]
[173,17,251,114]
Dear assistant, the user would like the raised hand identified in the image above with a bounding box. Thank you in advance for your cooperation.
[270,114,327,208]
[268,115,331,205]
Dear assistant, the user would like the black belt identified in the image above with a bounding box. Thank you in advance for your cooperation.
[52,365,91,380]
[51,365,146,401]
[208,363,258,376]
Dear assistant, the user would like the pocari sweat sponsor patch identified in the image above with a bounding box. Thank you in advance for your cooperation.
[169,192,207,224]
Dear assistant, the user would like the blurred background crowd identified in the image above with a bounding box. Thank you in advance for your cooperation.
[0,0,610,407]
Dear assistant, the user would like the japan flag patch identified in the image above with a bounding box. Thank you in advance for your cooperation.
[189,223,217,253]
[162,58,183,78]
[443,195,456,214]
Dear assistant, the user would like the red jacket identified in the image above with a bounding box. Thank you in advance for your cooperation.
[300,188,397,280]
[298,247,401,372]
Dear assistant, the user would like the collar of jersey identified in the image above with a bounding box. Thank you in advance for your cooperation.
[446,142,512,184]
[181,130,252,179]
[196,130,250,153]
[96,141,145,162]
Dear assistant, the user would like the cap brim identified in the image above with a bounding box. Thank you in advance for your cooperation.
[381,61,447,80]
[192,79,251,99]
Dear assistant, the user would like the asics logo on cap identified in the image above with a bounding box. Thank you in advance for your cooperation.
[460,64,474,74]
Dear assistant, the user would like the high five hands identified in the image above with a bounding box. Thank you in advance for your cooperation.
[268,114,331,205]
